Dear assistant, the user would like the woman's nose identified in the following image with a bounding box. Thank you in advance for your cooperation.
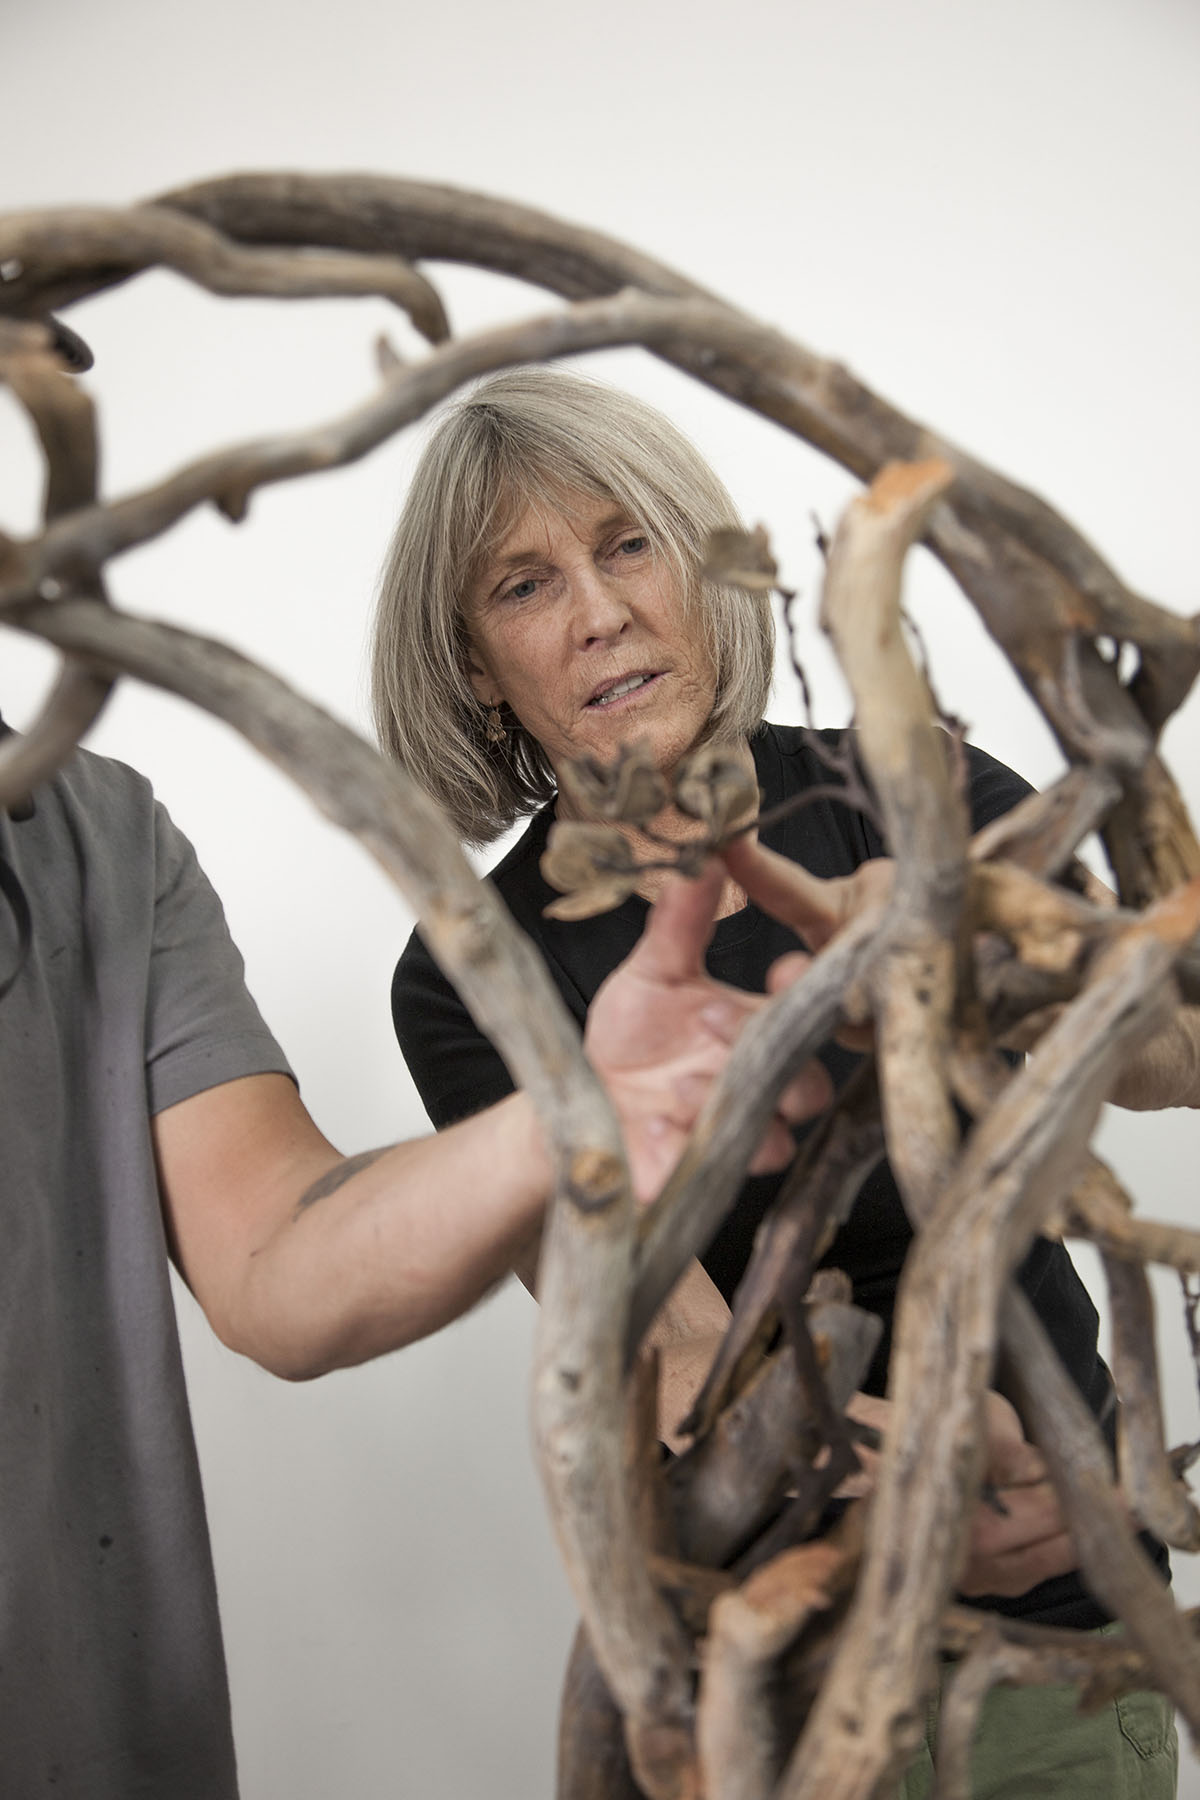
[572,571,632,647]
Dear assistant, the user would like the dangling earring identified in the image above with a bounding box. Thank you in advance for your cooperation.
[485,702,506,746]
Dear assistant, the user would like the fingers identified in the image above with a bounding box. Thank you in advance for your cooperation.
[970,1480,1064,1558]
[958,1530,1077,1599]
[723,836,846,949]
[959,1480,1076,1598]
[746,1113,807,1175]
[701,956,832,1121]
[766,950,813,996]
[631,859,726,984]
[982,1390,1047,1487]
[671,1055,829,1135]
[777,1058,833,1122]
[957,1452,1076,1598]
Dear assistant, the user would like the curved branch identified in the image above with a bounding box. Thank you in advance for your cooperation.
[697,1538,851,1800]
[9,171,1192,750]
[11,174,1200,804]
[0,291,817,598]
[1001,1282,1200,1732]
[779,888,1200,1799]
[1068,1173,1200,1275]
[968,764,1123,882]
[683,1066,884,1440]
[0,659,112,809]
[940,1600,1199,1692]
[1102,1245,1200,1550]
[669,1301,879,1569]
[1066,1162,1200,1549]
[7,590,694,1800]
[150,180,1200,727]
[1,341,98,520]
[556,1627,643,1800]
[0,204,449,343]
[0,339,112,803]
[820,459,967,1215]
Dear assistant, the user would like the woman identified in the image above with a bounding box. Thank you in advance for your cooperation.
[372,367,1177,1795]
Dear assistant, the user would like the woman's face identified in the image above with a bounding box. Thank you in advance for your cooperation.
[464,492,718,793]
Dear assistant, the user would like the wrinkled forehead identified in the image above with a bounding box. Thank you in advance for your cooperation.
[479,471,614,559]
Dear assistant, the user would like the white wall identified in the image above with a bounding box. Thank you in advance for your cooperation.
[3,0,1199,1793]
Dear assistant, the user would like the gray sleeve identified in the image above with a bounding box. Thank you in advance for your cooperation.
[144,803,294,1116]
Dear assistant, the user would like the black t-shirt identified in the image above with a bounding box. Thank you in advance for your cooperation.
[393,722,1163,1627]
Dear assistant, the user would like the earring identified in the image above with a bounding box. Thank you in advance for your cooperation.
[485,703,506,746]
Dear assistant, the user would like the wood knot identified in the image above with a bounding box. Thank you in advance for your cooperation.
[567,1146,626,1212]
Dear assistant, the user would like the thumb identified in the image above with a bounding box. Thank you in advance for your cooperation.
[630,859,724,983]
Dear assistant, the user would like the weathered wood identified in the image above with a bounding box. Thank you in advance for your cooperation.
[5,179,1200,1800]
[0,337,113,808]
[557,1627,645,1800]
[7,591,698,1798]
[629,899,892,1359]
[11,171,1198,787]
[1068,1166,1200,1276]
[821,459,967,1223]
[683,1065,884,1441]
[780,889,1200,1799]
[1001,1282,1200,1731]
[0,204,450,341]
[930,1626,1021,1800]
[669,1301,880,1569]
[1102,1246,1200,1550]
[697,1538,850,1800]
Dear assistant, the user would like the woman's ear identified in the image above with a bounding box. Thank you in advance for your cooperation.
[465,655,500,707]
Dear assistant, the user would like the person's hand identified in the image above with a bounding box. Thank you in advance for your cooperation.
[584,859,832,1204]
[843,1389,1076,1599]
[723,836,894,953]
[956,1392,1076,1597]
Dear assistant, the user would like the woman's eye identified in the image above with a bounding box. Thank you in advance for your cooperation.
[504,577,538,602]
[616,534,648,556]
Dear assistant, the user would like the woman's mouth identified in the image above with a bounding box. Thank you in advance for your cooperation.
[586,672,662,709]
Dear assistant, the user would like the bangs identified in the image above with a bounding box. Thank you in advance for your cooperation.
[372,366,775,846]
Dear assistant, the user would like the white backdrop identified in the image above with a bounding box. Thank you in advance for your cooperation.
[3,1,1199,1794]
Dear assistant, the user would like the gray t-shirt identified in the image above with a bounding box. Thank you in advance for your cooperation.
[0,740,293,1798]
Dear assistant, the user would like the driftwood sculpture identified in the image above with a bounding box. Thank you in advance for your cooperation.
[2,174,1199,1800]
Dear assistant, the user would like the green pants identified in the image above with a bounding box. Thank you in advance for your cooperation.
[897,1647,1178,1800]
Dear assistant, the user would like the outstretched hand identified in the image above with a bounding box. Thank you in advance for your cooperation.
[584,859,832,1204]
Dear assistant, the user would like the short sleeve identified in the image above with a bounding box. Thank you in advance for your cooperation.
[144,804,294,1116]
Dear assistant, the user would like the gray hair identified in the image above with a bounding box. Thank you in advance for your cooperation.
[371,365,774,846]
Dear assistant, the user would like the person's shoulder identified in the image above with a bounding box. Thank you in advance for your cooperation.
[753,720,852,778]
[44,739,156,815]
[961,740,1034,832]
[479,804,557,922]
[394,805,553,999]
[755,719,843,757]
[15,737,162,866]
[754,720,1033,857]
[487,805,554,883]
